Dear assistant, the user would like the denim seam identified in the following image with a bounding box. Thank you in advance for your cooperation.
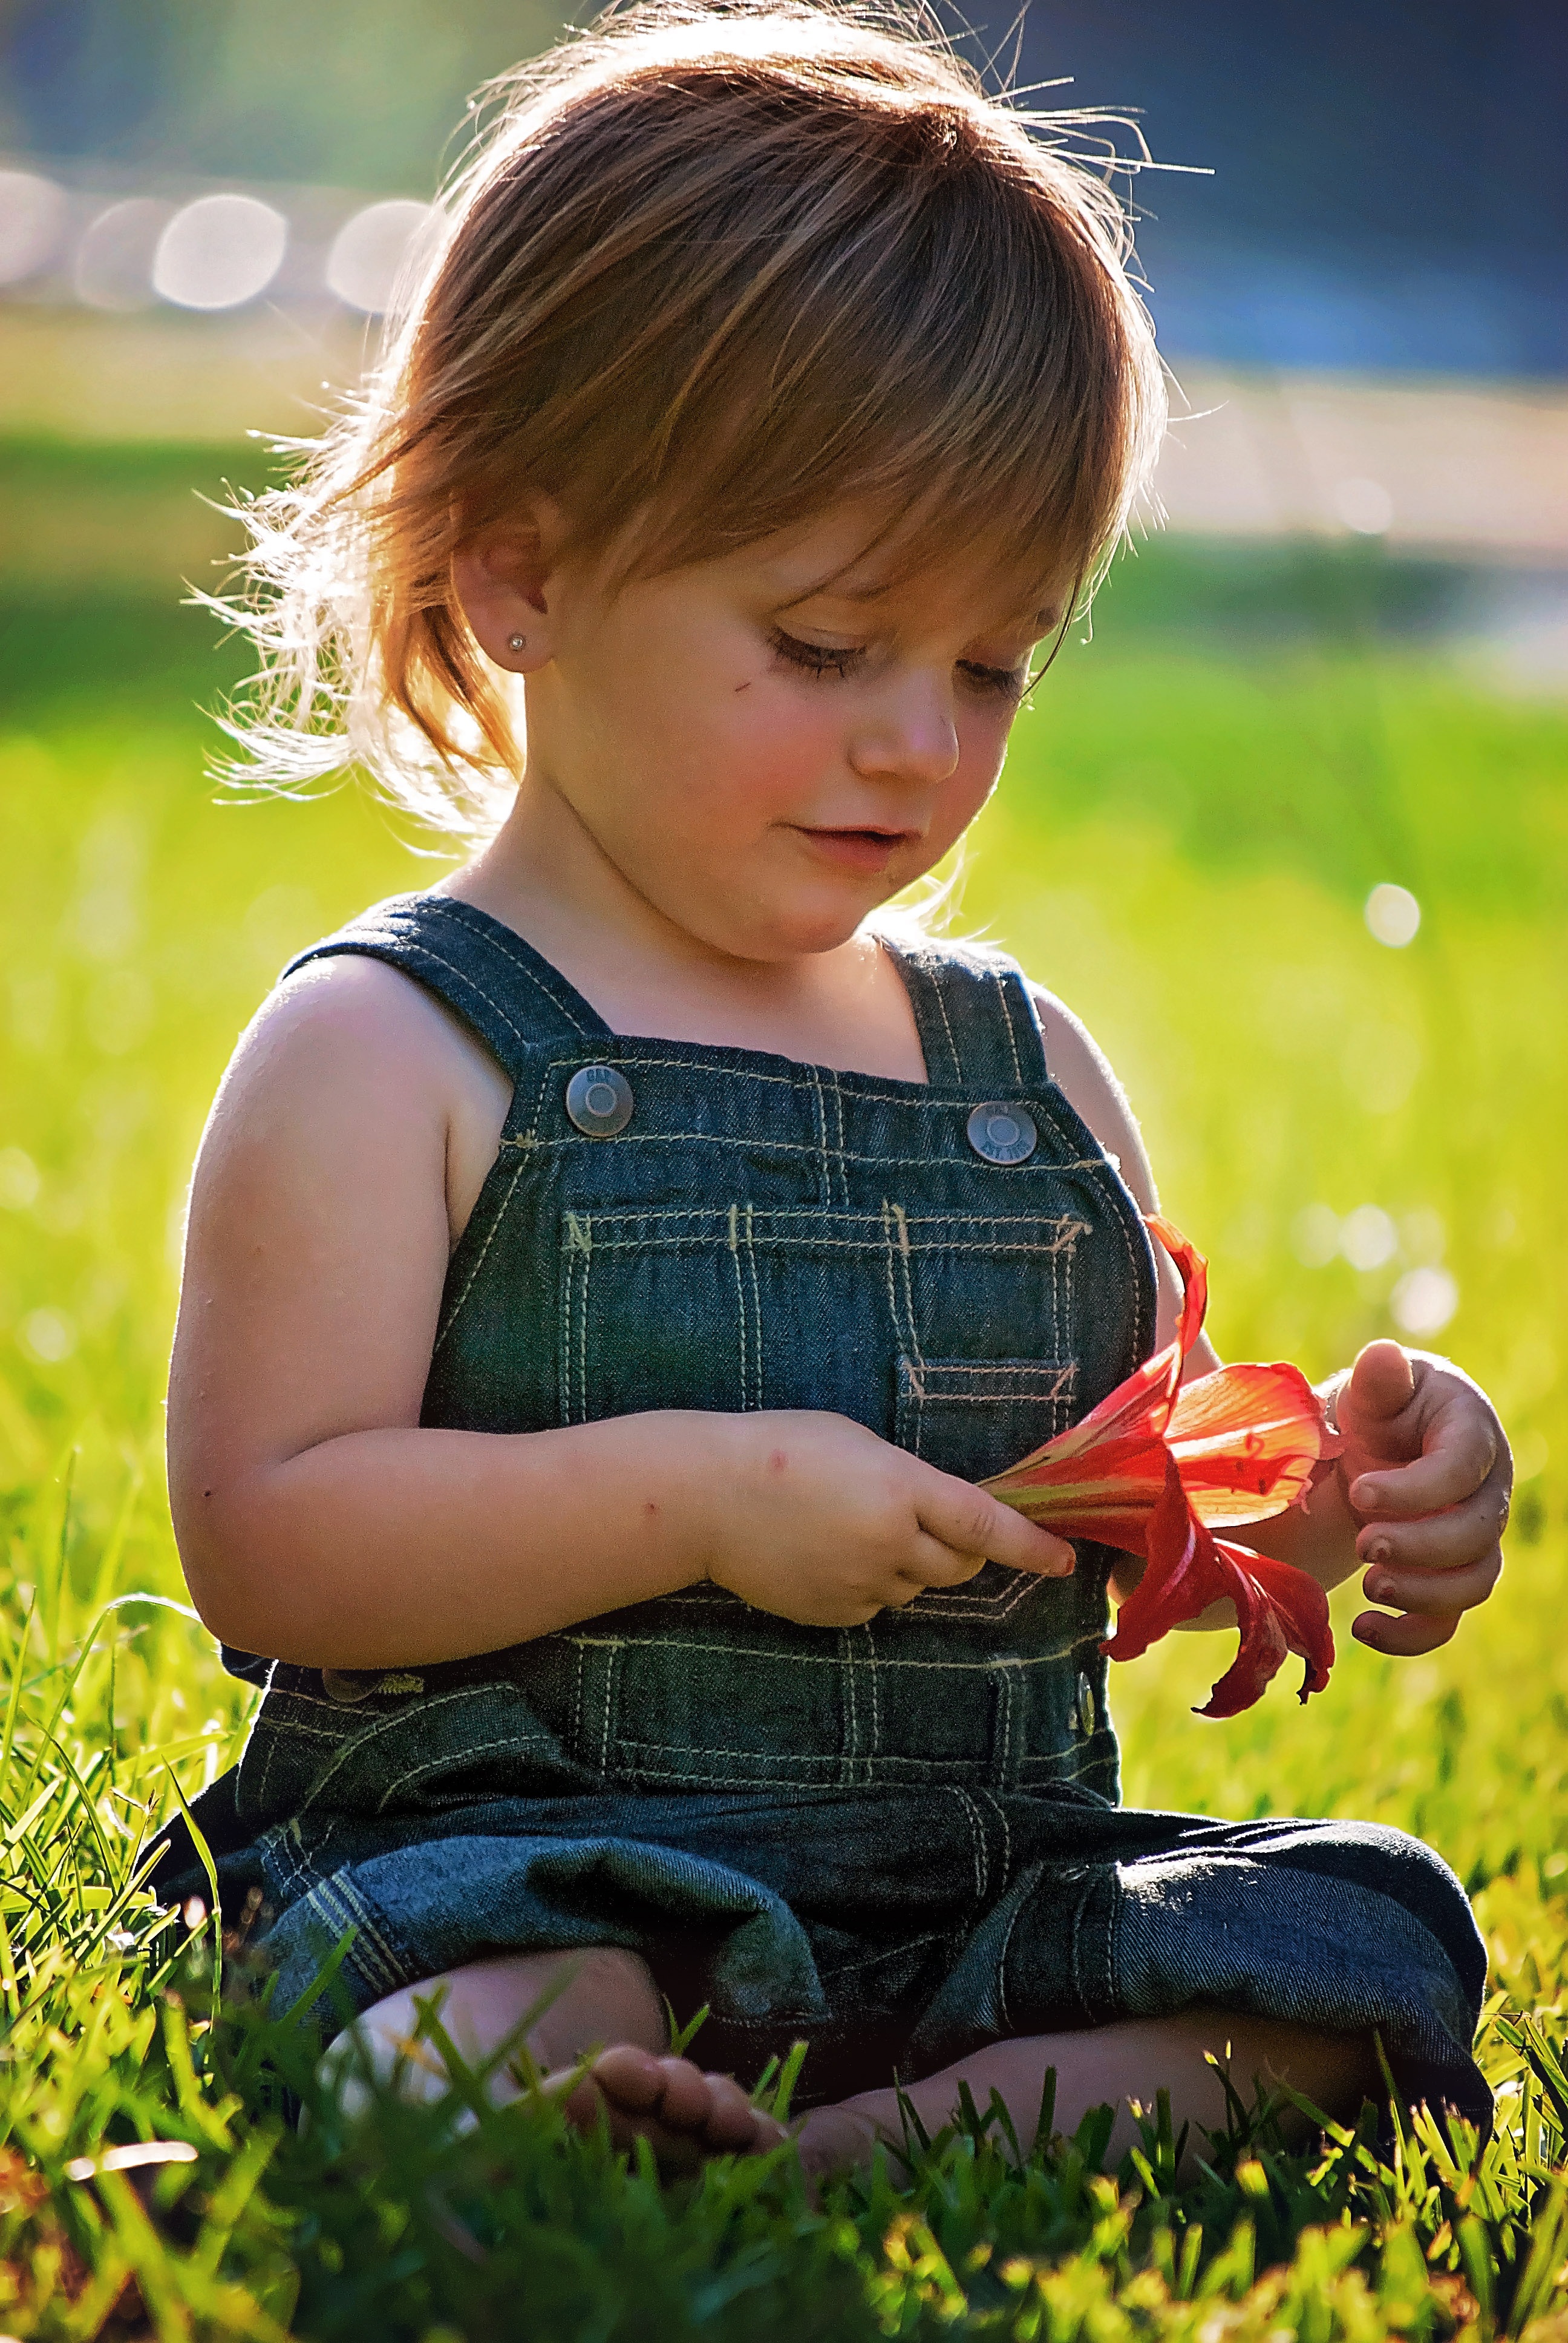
[435,1151,529,1354]
[386,936,576,1050]
[287,1684,543,1815]
[566,1633,1084,1671]
[311,1870,408,2001]
[987,967,1026,1085]
[978,1788,1015,1889]
[820,1929,947,1984]
[562,1207,1093,1240]
[858,1620,881,1759]
[373,1731,557,1812]
[502,1132,1111,1174]
[994,1887,1027,2035]
[426,906,594,1037]
[829,1069,850,1210]
[952,1786,989,1903]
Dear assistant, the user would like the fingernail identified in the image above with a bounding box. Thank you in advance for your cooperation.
[1366,1574,1393,1603]
[1364,1536,1393,1565]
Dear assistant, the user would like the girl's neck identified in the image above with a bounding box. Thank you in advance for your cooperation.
[441,781,929,1083]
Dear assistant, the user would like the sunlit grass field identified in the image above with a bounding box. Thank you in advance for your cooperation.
[1,434,1566,2336]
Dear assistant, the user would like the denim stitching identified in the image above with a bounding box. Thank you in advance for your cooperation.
[727,1204,750,1415]
[819,1928,946,1984]
[986,966,1026,1085]
[598,1643,618,1777]
[422,904,594,1037]
[435,1152,529,1354]
[565,1633,1083,1672]
[374,1731,555,1812]
[979,1788,1014,1889]
[993,1884,1027,2034]
[921,956,964,1083]
[290,1685,541,1814]
[743,1204,764,1409]
[952,1786,988,1902]
[828,1068,850,1210]
[839,1628,861,1788]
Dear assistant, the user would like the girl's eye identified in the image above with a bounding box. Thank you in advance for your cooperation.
[957,659,1030,704]
[768,626,866,680]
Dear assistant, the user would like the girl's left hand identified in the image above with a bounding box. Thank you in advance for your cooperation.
[1334,1342,1510,1656]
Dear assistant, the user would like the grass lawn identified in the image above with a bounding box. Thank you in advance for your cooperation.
[0,435,1566,2336]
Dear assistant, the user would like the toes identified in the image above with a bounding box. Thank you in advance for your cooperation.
[701,2073,767,2148]
[652,2055,712,2131]
[589,2043,667,2112]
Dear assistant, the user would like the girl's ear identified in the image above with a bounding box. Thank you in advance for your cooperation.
[452,498,570,672]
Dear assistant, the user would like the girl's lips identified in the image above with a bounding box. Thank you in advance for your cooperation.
[795,825,916,874]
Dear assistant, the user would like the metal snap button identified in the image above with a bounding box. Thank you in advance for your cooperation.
[966,1101,1038,1165]
[565,1064,635,1138]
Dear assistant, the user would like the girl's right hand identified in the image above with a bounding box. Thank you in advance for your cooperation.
[701,1412,1076,1627]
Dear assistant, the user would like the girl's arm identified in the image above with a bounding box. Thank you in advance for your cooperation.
[168,960,1068,1669]
[1032,986,1509,1656]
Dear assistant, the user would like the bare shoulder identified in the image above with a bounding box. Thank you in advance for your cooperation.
[202,951,512,1242]
[1028,983,1158,1214]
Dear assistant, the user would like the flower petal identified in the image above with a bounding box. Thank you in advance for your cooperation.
[1169,1361,1333,1527]
[1195,1545,1334,1719]
[1103,1460,1334,1717]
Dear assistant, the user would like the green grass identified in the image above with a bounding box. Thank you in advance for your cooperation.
[1,448,1566,2335]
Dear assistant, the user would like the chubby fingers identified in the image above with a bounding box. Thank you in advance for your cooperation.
[915,1478,1074,1581]
[1356,1478,1509,1575]
[1351,1604,1465,1657]
[1350,1416,1500,1520]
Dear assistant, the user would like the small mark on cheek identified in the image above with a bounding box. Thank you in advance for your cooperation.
[768,1448,788,1475]
[734,680,753,695]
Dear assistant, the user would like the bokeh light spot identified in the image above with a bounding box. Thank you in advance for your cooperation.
[1341,1204,1399,1272]
[0,1147,41,1211]
[74,198,172,312]
[0,169,67,286]
[1390,1265,1459,1337]
[325,198,437,313]
[1365,882,1421,947]
[152,193,287,311]
[1292,1203,1341,1267]
[1333,476,1394,535]
[21,1307,76,1364]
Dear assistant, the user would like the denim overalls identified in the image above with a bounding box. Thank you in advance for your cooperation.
[169,893,1488,2119]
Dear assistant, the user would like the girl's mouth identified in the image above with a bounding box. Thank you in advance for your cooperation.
[794,825,916,874]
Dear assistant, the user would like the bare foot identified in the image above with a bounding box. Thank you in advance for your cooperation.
[546,2043,790,2172]
[792,2100,901,2183]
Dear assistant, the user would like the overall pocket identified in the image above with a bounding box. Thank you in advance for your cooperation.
[556,1202,1089,1440]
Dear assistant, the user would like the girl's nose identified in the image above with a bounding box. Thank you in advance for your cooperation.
[848,675,961,788]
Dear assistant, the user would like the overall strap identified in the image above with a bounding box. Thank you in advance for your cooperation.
[283,894,609,1078]
[890,935,1051,1095]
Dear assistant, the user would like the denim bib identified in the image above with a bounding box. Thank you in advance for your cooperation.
[235,893,1155,1809]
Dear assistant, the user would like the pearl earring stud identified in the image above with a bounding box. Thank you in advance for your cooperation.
[507,632,526,652]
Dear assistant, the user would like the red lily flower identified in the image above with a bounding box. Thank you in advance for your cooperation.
[982,1216,1337,1717]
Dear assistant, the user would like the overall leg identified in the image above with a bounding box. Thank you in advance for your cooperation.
[321,1947,787,2165]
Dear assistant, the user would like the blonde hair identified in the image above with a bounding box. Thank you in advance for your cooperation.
[223,0,1165,840]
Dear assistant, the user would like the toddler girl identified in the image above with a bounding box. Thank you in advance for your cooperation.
[161,0,1509,2175]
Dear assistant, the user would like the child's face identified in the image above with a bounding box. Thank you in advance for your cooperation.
[521,506,1053,963]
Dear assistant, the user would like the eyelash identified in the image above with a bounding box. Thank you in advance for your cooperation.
[767,626,1028,704]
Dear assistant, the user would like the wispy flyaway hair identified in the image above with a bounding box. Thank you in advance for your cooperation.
[222,0,1166,838]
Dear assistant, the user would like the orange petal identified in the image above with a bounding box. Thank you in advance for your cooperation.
[1168,1361,1333,1527]
[1146,1214,1209,1369]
